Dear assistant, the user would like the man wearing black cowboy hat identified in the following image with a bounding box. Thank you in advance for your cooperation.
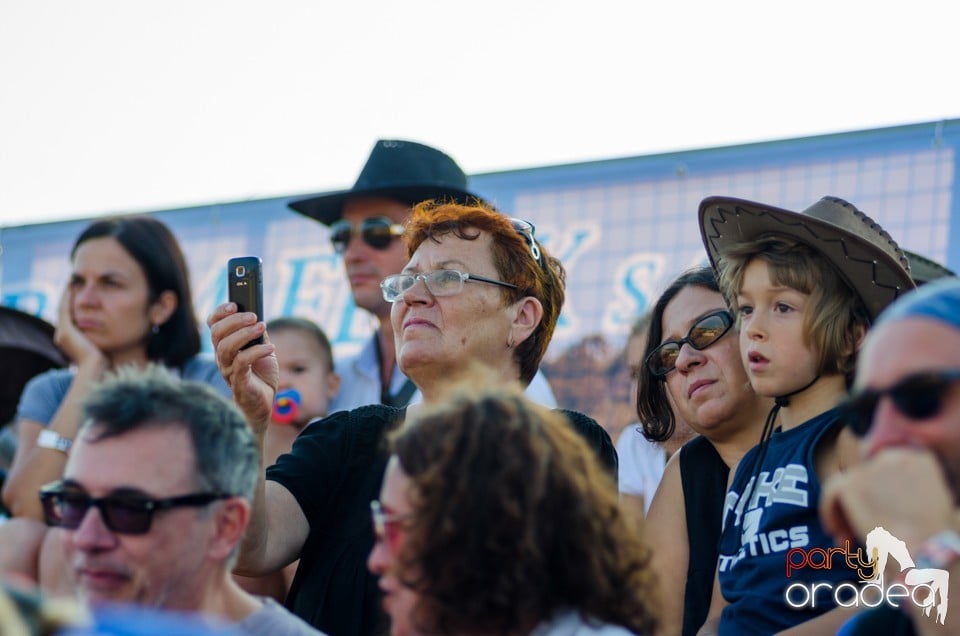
[288,139,556,411]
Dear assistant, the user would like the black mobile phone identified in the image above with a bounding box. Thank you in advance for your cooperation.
[228,256,264,349]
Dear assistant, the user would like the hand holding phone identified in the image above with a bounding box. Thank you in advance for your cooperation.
[228,256,264,349]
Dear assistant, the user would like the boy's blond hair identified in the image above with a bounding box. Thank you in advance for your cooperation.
[717,235,869,378]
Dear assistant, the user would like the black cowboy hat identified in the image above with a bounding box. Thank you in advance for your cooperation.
[699,195,916,322]
[288,139,482,226]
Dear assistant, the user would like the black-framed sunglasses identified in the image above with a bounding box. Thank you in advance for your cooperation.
[39,481,233,535]
[645,310,734,378]
[329,217,405,254]
[509,218,542,265]
[839,369,960,437]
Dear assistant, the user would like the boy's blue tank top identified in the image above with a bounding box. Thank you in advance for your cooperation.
[717,408,860,634]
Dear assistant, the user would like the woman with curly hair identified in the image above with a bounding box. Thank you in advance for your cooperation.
[367,382,658,635]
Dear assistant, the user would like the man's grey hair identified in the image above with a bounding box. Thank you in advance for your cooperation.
[80,364,258,502]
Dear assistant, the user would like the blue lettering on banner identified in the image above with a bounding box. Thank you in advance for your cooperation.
[603,253,666,333]
[538,225,599,335]
[2,290,49,316]
[279,254,368,348]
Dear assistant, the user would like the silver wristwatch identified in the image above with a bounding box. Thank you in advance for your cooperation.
[36,429,73,453]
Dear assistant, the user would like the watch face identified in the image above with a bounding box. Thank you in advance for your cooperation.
[37,429,56,446]
[37,429,71,452]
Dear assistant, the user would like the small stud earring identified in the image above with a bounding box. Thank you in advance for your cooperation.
[152,324,160,335]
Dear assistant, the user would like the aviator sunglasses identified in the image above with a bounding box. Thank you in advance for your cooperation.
[329,217,405,254]
[645,310,734,378]
[839,369,960,437]
[39,481,232,535]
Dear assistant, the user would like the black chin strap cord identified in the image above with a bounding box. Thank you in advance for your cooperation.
[719,374,820,556]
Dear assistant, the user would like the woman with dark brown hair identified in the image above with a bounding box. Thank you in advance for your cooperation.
[368,383,658,636]
[637,265,770,636]
[4,215,224,520]
[0,216,228,594]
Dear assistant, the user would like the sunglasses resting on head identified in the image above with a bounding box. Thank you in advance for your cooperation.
[839,369,960,437]
[329,215,544,266]
[508,218,541,265]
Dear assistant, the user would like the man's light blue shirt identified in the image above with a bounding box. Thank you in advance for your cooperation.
[329,333,558,412]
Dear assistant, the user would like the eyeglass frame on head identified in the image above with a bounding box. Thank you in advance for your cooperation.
[329,216,405,254]
[39,480,233,536]
[839,368,960,437]
[370,499,411,553]
[508,218,542,266]
[380,269,518,303]
[645,310,735,378]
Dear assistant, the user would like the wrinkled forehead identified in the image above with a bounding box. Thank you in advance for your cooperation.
[857,317,960,389]
[65,424,198,495]
[405,230,495,272]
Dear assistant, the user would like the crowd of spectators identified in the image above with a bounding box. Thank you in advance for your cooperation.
[1,139,958,636]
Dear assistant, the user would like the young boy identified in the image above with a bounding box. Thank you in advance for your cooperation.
[696,196,915,634]
[265,317,341,465]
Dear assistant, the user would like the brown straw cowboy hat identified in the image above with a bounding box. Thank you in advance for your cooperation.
[698,195,916,322]
[288,139,481,226]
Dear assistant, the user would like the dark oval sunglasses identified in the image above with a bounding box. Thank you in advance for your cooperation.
[645,310,734,378]
[839,369,960,437]
[39,481,232,535]
[329,217,405,254]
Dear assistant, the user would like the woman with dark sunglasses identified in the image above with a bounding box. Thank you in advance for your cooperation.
[369,381,658,636]
[636,265,771,636]
[208,200,616,636]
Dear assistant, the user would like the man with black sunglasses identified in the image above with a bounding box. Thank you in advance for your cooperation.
[821,277,960,636]
[288,139,556,411]
[42,365,323,635]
